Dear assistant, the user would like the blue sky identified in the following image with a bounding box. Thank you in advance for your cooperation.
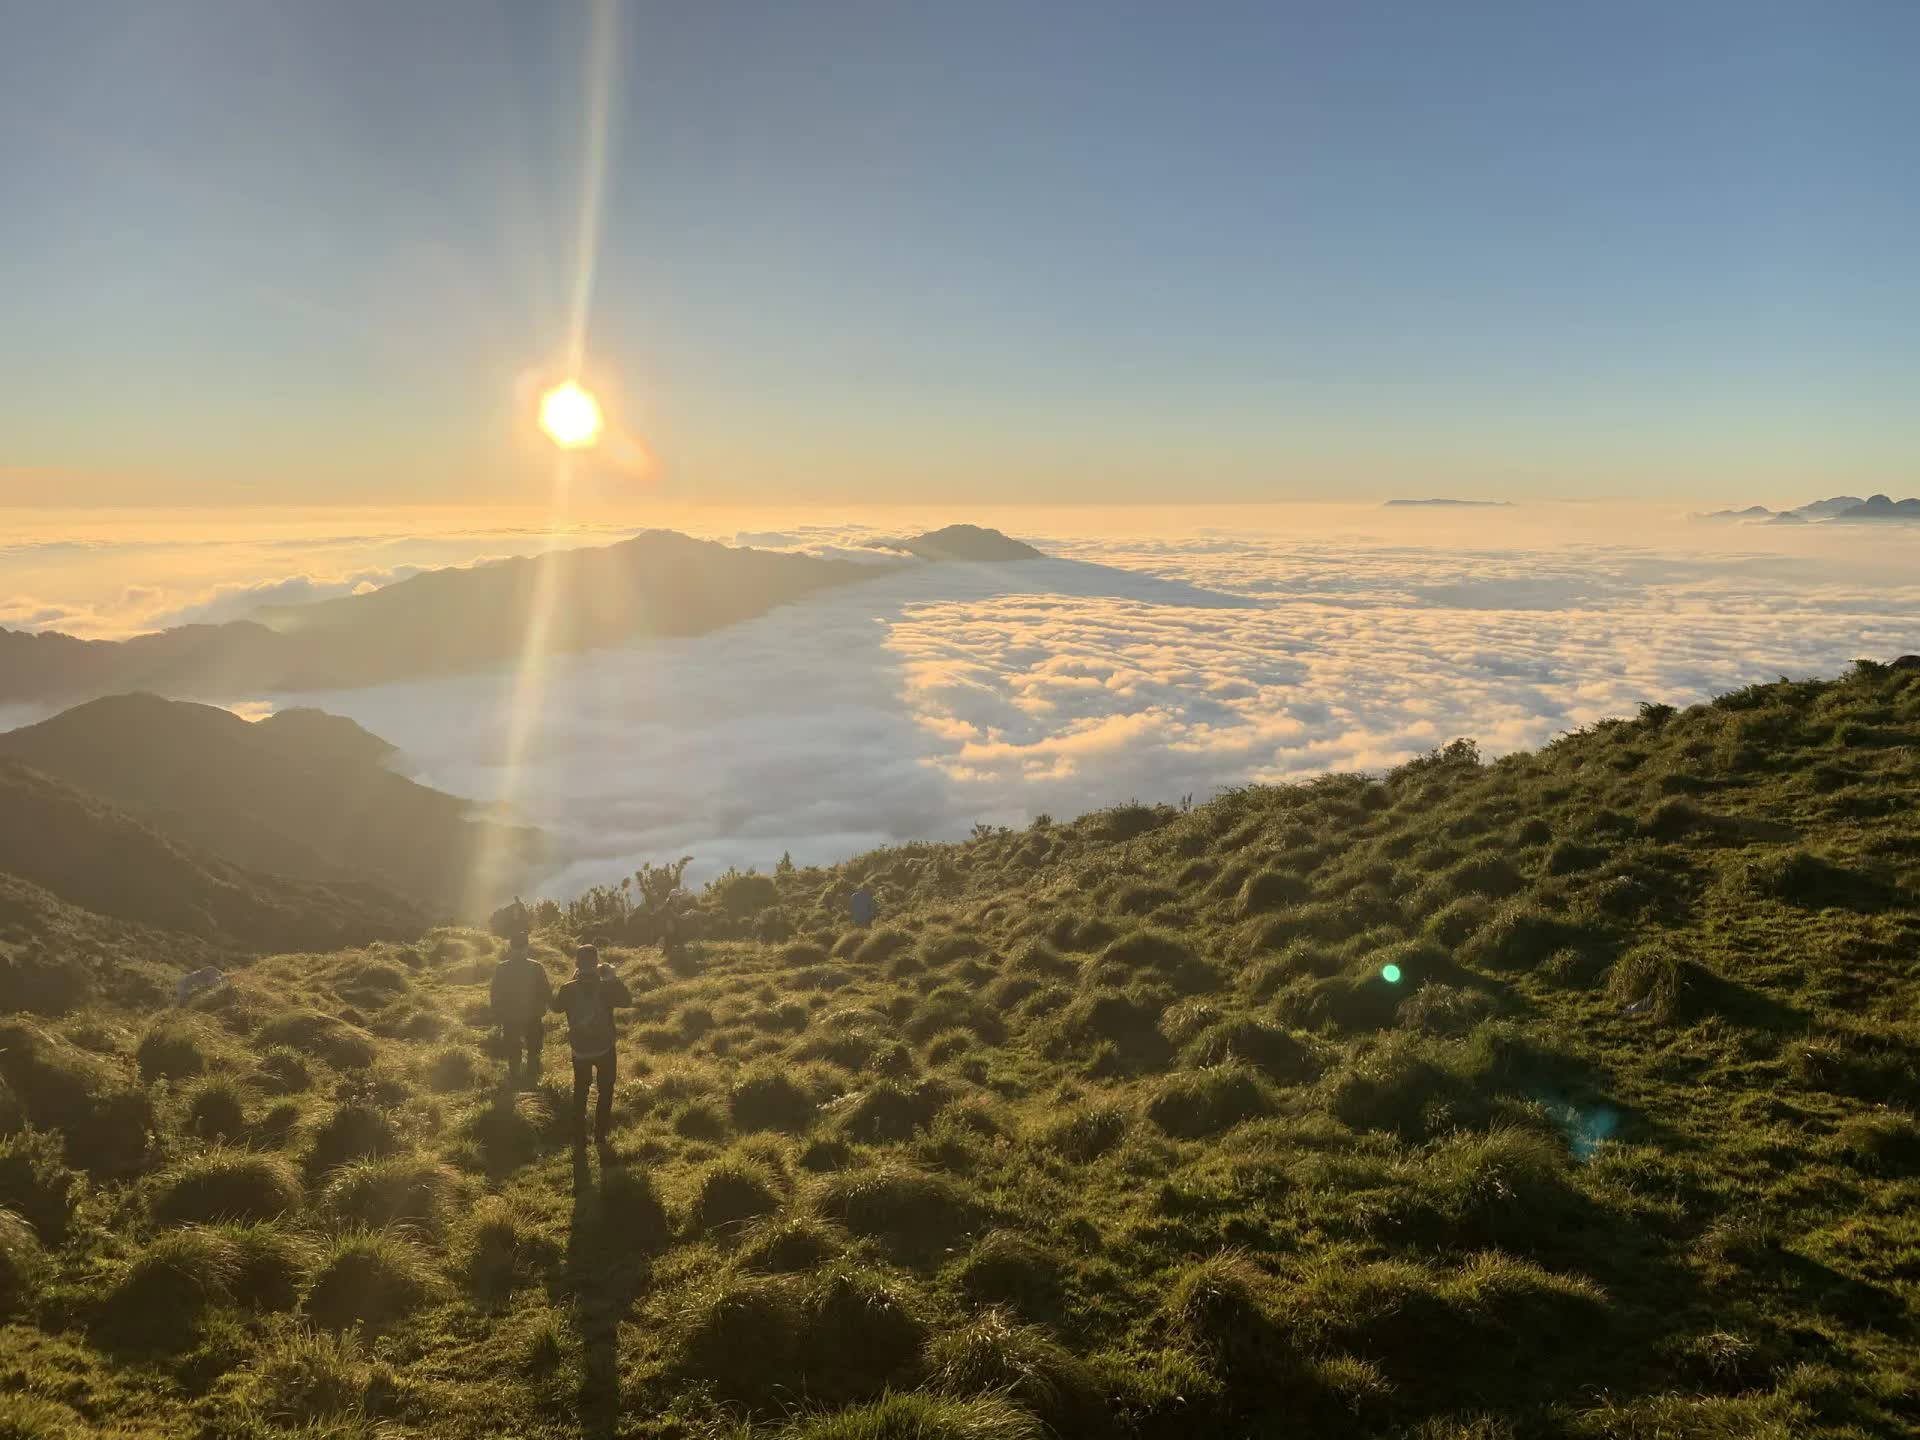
[2,1,1914,506]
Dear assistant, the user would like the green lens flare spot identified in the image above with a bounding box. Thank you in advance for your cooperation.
[1380,963,1403,984]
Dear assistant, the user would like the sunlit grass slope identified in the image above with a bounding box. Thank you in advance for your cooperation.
[2,661,1918,1438]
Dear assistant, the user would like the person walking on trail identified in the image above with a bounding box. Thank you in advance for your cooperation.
[489,933,551,1085]
[551,943,631,1148]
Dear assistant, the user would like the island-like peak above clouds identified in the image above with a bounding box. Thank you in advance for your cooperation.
[1383,498,1514,508]
[877,524,1046,561]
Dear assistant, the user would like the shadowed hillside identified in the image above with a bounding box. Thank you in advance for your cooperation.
[0,662,1915,1438]
[0,758,423,953]
[0,694,542,914]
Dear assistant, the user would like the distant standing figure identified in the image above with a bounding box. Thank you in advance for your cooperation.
[488,933,551,1085]
[850,887,877,928]
[551,943,632,1148]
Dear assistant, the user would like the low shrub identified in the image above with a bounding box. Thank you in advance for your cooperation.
[153,1150,301,1226]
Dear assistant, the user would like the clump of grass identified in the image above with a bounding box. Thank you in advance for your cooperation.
[255,1044,313,1095]
[0,1019,153,1175]
[1044,1104,1129,1162]
[957,1230,1068,1315]
[0,1393,82,1439]
[691,1158,784,1233]
[304,1228,437,1331]
[666,1271,804,1405]
[1145,1062,1278,1139]
[237,1326,383,1423]
[1166,1250,1287,1381]
[454,1195,528,1299]
[837,1079,949,1143]
[781,1393,1042,1440]
[305,1102,400,1178]
[1606,943,1711,1023]
[1392,1126,1580,1253]
[1324,1037,1475,1139]
[818,1162,979,1252]
[1180,1018,1314,1081]
[456,1089,556,1173]
[738,1212,847,1273]
[1424,895,1493,947]
[322,1154,459,1233]
[801,1262,930,1404]
[926,1307,1106,1434]
[183,1074,250,1139]
[730,1065,819,1133]
[1397,983,1497,1038]
[0,1128,81,1244]
[107,1228,243,1345]
[255,1009,376,1069]
[0,1206,45,1315]
[1102,929,1217,992]
[1828,1109,1920,1177]
[423,1044,482,1093]
[135,1016,218,1081]
[1459,902,1579,972]
[1237,868,1311,917]
[152,1149,301,1226]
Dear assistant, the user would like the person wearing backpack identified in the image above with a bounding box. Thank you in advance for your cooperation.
[551,943,632,1148]
[489,932,552,1085]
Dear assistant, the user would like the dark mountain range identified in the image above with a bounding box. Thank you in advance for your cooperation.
[0,757,423,951]
[0,694,540,915]
[1693,493,1918,524]
[0,525,1042,706]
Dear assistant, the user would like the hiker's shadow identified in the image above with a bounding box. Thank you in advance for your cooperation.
[560,1147,673,1438]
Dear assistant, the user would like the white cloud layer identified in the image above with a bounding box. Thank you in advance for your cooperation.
[7,506,1919,901]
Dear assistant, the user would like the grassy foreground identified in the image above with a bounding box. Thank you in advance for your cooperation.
[2,664,1918,1438]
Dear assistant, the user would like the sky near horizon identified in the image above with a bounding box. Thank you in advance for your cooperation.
[3,1,1915,509]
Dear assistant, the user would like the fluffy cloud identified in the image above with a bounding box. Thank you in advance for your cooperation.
[282,530,1920,899]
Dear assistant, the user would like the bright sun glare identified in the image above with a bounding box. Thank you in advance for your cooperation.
[538,381,603,449]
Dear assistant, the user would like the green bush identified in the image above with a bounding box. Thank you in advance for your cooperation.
[153,1150,301,1226]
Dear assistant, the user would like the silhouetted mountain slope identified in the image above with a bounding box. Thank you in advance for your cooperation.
[0,870,224,1014]
[0,530,888,704]
[1693,493,1919,523]
[0,757,423,950]
[0,694,539,914]
[1834,493,1920,522]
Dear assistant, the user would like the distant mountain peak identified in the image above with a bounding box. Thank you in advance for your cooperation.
[876,525,1044,561]
[1383,498,1513,508]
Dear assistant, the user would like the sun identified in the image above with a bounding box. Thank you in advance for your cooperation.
[538,380,603,449]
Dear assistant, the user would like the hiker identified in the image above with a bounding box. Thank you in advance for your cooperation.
[551,943,632,1147]
[489,932,551,1084]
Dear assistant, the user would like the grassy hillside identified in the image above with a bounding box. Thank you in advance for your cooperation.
[1,663,1917,1438]
[0,694,543,914]
[0,758,425,954]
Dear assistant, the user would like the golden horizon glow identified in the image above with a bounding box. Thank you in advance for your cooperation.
[539,381,604,450]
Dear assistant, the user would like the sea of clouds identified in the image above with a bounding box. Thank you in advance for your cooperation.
[6,506,1919,899]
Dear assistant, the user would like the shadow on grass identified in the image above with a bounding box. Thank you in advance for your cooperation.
[562,1146,671,1438]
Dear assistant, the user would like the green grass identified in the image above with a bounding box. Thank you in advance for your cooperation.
[3,664,1919,1436]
